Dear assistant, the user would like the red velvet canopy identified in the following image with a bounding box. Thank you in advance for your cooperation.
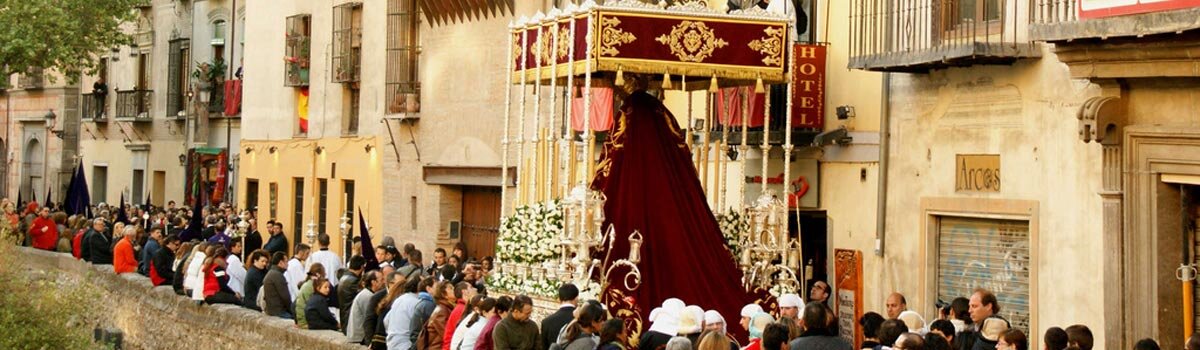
[592,90,767,344]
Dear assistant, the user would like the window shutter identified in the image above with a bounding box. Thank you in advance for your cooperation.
[937,216,1031,332]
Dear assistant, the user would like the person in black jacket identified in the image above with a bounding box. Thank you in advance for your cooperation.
[80,218,106,262]
[150,235,181,287]
[338,255,365,333]
[242,250,270,311]
[306,278,339,330]
[541,283,579,350]
[243,219,263,253]
[87,219,114,265]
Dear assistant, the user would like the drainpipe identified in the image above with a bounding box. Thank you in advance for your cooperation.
[875,72,890,257]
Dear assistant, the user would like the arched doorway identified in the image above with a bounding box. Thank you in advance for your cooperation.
[22,138,43,203]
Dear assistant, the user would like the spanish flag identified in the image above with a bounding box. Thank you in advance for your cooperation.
[298,88,309,133]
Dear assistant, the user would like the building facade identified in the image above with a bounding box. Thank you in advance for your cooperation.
[0,68,78,206]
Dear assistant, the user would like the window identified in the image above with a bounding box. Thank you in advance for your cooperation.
[137,53,150,90]
[332,2,363,83]
[410,196,417,230]
[167,39,190,118]
[285,15,312,87]
[212,20,227,46]
[132,169,145,205]
[936,216,1030,333]
[940,0,1003,35]
[343,180,356,254]
[92,166,108,204]
[292,178,305,244]
[269,182,278,220]
[246,179,259,212]
[385,0,421,114]
[318,179,328,235]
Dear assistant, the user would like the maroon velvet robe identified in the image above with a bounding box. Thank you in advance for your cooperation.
[592,90,765,344]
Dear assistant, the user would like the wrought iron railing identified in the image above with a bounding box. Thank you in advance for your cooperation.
[849,0,1037,72]
[116,89,153,121]
[81,93,106,121]
[208,81,225,113]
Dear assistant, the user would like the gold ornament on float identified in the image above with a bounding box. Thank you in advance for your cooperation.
[748,26,785,67]
[655,21,729,63]
[599,17,637,57]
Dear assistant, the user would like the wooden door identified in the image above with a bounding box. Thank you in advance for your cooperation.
[461,186,501,260]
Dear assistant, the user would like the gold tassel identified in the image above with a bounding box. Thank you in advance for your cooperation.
[662,71,672,90]
[615,67,625,86]
[709,75,719,92]
[755,75,765,94]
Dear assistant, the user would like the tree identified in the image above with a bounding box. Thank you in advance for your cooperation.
[0,0,144,84]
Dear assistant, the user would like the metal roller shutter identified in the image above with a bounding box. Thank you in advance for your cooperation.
[937,216,1031,332]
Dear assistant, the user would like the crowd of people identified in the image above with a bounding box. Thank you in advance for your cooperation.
[6,198,1198,350]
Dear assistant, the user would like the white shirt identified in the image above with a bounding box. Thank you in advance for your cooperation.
[226,254,246,296]
[306,249,344,287]
[285,257,306,300]
[453,312,490,350]
[185,252,208,301]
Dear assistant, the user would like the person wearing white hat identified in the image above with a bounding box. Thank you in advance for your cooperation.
[777,294,803,322]
[640,299,684,350]
[704,310,742,350]
[678,305,706,345]
[897,310,927,335]
[739,304,764,332]
[741,312,775,350]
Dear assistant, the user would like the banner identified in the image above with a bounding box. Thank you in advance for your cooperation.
[835,249,864,348]
[1080,0,1200,19]
[791,44,826,129]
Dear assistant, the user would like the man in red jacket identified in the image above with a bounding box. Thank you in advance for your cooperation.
[28,207,57,251]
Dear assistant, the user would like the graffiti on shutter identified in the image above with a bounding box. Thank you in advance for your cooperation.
[937,216,1031,332]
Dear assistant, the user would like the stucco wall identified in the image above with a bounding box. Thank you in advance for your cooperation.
[881,45,1105,347]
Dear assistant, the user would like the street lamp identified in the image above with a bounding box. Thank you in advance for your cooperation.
[43,110,55,204]
[338,214,351,260]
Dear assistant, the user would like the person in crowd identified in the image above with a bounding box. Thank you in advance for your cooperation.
[928,319,955,344]
[968,289,1009,350]
[740,303,764,333]
[373,272,410,349]
[71,218,88,259]
[480,256,494,280]
[666,337,693,350]
[453,296,495,350]
[678,305,705,345]
[242,250,270,311]
[1131,338,1160,350]
[286,244,312,298]
[494,294,542,350]
[1064,325,1092,350]
[440,264,459,283]
[809,280,831,305]
[138,227,163,275]
[418,281,457,350]
[893,333,924,350]
[412,277,439,346]
[184,242,211,300]
[29,207,58,251]
[759,322,789,350]
[948,297,971,332]
[789,301,851,350]
[85,218,114,265]
[444,282,478,350]
[475,296,514,350]
[295,263,327,328]
[305,278,339,330]
[226,238,247,296]
[349,269,384,344]
[263,252,294,319]
[1187,333,1200,350]
[597,318,627,350]
[996,329,1027,350]
[859,312,885,349]
[542,283,580,350]
[1043,327,1068,350]
[172,242,196,295]
[898,311,927,334]
[742,312,775,350]
[386,277,424,350]
[461,261,488,295]
[400,249,427,281]
[375,245,393,268]
[778,294,802,322]
[113,226,139,274]
[243,218,263,253]
[429,248,449,275]
[886,293,908,319]
[149,235,181,287]
[203,247,241,304]
[263,222,289,255]
[399,243,417,267]
[642,301,683,350]
[705,310,740,349]
[308,234,344,287]
[452,242,468,269]
[559,302,606,350]
[339,255,367,332]
[878,319,908,349]
[924,333,952,350]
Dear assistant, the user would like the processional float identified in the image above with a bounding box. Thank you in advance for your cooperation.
[494,0,808,327]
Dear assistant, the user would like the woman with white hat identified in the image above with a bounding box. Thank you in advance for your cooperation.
[740,312,776,350]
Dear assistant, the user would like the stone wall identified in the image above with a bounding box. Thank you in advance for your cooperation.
[14,247,364,350]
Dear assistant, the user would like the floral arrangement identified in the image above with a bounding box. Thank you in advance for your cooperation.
[768,283,797,298]
[488,272,560,297]
[495,201,563,264]
[716,209,749,262]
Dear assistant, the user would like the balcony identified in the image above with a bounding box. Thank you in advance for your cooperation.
[849,0,1040,72]
[208,81,225,114]
[115,89,153,122]
[81,93,108,122]
[1030,0,1200,42]
[19,68,45,90]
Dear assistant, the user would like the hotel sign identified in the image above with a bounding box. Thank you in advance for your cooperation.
[1080,0,1200,19]
[955,154,1001,193]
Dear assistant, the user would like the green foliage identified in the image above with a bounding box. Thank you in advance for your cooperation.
[0,245,101,349]
[0,0,142,83]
